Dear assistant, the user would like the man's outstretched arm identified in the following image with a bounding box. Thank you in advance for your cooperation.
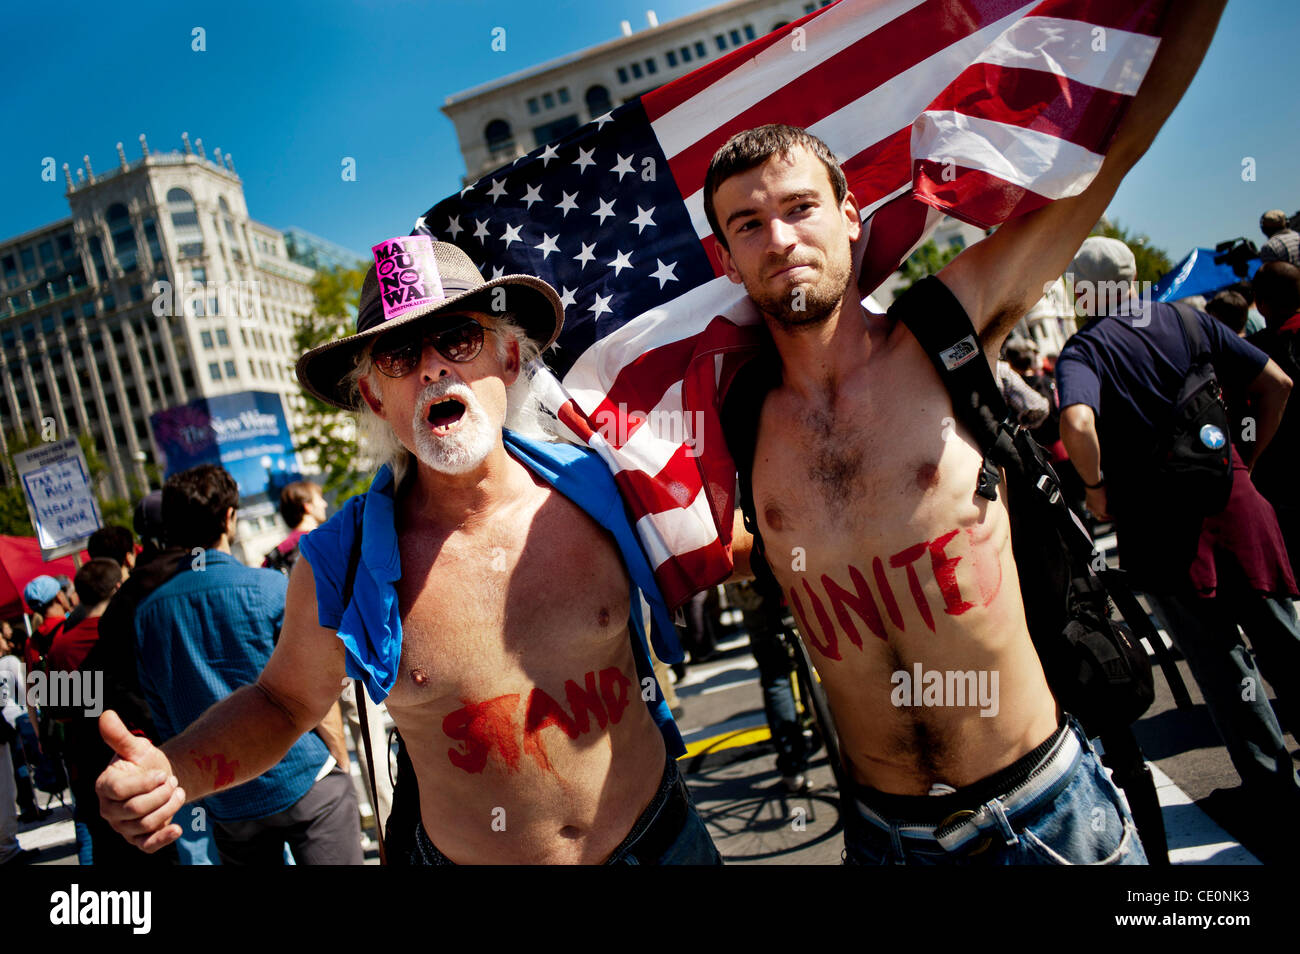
[96,555,348,852]
[938,0,1228,350]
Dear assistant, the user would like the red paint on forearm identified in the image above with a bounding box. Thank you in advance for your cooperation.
[191,751,240,789]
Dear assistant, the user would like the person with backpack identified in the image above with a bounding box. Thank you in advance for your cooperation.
[1248,261,1300,584]
[1057,237,1300,809]
[262,481,327,574]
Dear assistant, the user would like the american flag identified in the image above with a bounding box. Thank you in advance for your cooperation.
[415,0,1170,609]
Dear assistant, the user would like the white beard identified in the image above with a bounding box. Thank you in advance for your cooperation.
[410,380,497,475]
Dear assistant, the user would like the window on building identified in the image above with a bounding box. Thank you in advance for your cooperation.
[215,328,229,346]
[665,49,677,67]
[617,66,629,84]
[20,248,35,272]
[532,115,580,147]
[106,203,139,273]
[730,29,742,46]
[240,328,249,347]
[101,294,115,312]
[38,241,54,265]
[484,119,514,156]
[142,218,163,264]
[200,331,213,349]
[527,97,539,114]
[695,41,706,58]
[744,24,755,40]
[645,58,657,74]
[21,323,34,342]
[772,20,789,31]
[2,255,15,277]
[224,359,237,378]
[129,284,143,302]
[208,362,221,381]
[715,34,727,51]
[542,92,555,110]
[192,266,207,283]
[557,87,570,104]
[586,85,612,118]
[57,234,72,252]
[249,358,257,377]
[630,61,643,79]
[82,303,95,319]
[179,369,195,391]
[41,315,54,334]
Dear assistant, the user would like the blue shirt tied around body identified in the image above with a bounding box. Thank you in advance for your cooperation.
[298,429,686,757]
[134,550,329,822]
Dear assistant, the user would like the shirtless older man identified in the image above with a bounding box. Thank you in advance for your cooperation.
[708,4,1226,864]
[96,236,719,865]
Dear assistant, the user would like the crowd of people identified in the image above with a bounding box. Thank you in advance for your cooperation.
[3,3,1297,866]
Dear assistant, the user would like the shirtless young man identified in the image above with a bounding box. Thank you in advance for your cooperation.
[706,4,1226,864]
[95,236,720,865]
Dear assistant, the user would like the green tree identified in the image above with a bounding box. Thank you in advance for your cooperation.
[293,262,372,505]
[1089,219,1173,286]
[894,240,963,298]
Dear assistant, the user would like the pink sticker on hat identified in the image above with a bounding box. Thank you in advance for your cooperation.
[371,235,446,321]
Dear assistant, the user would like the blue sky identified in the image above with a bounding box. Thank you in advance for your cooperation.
[3,0,1295,263]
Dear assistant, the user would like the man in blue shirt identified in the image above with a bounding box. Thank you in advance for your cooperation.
[132,464,362,864]
[98,236,719,865]
[1057,237,1300,807]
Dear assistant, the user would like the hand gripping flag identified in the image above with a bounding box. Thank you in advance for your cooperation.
[415,0,1171,609]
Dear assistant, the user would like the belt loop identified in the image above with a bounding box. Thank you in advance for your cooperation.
[888,823,906,864]
[986,798,1019,847]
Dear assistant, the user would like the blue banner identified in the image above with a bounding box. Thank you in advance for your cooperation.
[150,391,302,502]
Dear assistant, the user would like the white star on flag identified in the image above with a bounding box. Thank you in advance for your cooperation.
[593,112,613,130]
[490,266,505,279]
[591,197,616,224]
[538,143,559,166]
[629,206,656,233]
[472,218,491,241]
[573,242,598,268]
[486,178,508,203]
[558,286,577,310]
[649,258,678,289]
[572,147,596,173]
[609,154,636,181]
[588,292,612,318]
[500,223,523,247]
[521,184,543,208]
[534,233,560,259]
[445,215,463,239]
[556,191,579,217]
[606,249,633,276]
[413,215,427,232]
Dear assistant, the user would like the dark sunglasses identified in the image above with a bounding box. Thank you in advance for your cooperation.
[371,317,494,378]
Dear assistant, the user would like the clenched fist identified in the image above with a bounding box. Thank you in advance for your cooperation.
[95,710,187,853]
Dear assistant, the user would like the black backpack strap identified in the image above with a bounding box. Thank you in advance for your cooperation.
[720,346,785,604]
[1170,301,1208,362]
[338,499,386,864]
[891,276,1017,501]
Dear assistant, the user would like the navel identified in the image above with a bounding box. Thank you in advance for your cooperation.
[597,607,611,627]
[410,668,429,686]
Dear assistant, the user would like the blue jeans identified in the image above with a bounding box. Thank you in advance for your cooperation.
[405,754,722,865]
[844,718,1147,865]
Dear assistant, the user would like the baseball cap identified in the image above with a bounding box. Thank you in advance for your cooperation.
[23,575,61,610]
[1261,210,1288,234]
[1070,236,1137,287]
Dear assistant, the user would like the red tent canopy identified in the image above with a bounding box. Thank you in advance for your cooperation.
[0,535,89,620]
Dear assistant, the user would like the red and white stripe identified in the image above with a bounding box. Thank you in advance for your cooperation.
[545,0,1170,608]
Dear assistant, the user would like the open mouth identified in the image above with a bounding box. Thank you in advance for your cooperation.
[426,396,467,433]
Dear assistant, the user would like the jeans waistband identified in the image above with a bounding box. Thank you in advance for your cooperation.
[853,719,1083,854]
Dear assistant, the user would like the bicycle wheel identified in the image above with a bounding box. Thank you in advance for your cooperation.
[788,630,850,818]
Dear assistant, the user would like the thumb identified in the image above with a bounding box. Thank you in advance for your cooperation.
[99,710,148,761]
